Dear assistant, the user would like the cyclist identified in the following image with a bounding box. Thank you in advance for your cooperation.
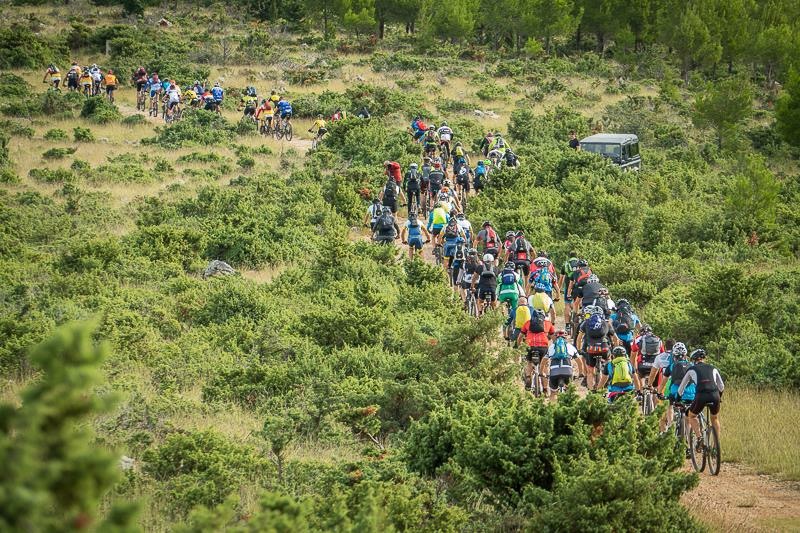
[454,163,471,199]
[90,65,103,96]
[452,141,469,164]
[530,254,559,300]
[542,330,577,400]
[373,206,400,245]
[498,261,524,333]
[379,176,404,215]
[450,236,468,286]
[166,82,181,119]
[479,131,494,156]
[472,253,498,311]
[632,325,664,384]
[184,86,199,108]
[442,218,467,268]
[475,221,500,259]
[255,99,273,130]
[568,259,593,308]
[473,160,488,193]
[42,64,61,89]
[149,72,162,99]
[423,126,439,158]
[203,88,217,111]
[133,66,148,94]
[410,116,427,142]
[102,70,118,102]
[331,107,345,121]
[79,68,93,95]
[457,248,481,302]
[427,162,445,201]
[357,106,371,119]
[427,202,449,246]
[577,306,613,390]
[384,160,403,186]
[309,114,327,142]
[518,308,555,393]
[240,87,258,118]
[401,210,431,260]
[489,133,509,154]
[598,346,638,402]
[437,121,452,149]
[66,62,81,91]
[576,273,603,312]
[503,148,520,168]
[679,348,725,445]
[364,198,382,232]
[276,97,293,130]
[559,252,579,327]
[455,212,473,245]
[403,163,422,212]
[510,230,533,278]
[211,82,225,111]
[192,80,205,96]
[512,295,532,343]
[611,299,640,354]
[659,341,692,431]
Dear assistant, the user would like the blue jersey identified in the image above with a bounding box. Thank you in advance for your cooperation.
[277,100,292,114]
[475,165,487,177]
[211,87,224,101]
[161,80,170,91]
[606,360,635,393]
[611,311,640,342]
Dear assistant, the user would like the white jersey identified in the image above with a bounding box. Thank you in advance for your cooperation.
[457,219,472,237]
[437,126,452,141]
[168,87,181,103]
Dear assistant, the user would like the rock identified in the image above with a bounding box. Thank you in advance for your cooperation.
[157,18,172,27]
[99,137,110,143]
[355,75,365,82]
[203,260,236,279]
[120,456,135,470]
[473,110,484,117]
[485,110,499,119]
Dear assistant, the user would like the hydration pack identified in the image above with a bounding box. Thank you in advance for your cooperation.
[586,314,606,339]
[532,267,553,293]
[614,307,635,335]
[376,213,394,232]
[501,269,516,286]
[611,357,632,386]
[552,337,570,361]
[529,309,546,333]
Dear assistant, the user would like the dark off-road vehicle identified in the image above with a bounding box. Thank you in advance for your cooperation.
[580,133,641,171]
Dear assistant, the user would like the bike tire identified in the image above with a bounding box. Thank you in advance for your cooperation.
[642,391,652,416]
[706,423,721,475]
[688,425,707,473]
[285,123,293,141]
[274,127,283,140]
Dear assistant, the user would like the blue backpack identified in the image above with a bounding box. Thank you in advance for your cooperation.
[586,314,606,339]
[532,267,552,293]
[552,337,570,361]
[501,270,516,286]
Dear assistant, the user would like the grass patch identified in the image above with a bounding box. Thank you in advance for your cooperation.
[723,386,800,480]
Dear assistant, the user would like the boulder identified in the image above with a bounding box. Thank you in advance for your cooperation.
[203,260,236,279]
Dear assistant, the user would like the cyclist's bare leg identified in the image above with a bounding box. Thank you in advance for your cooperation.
[586,364,596,389]
[687,411,701,439]
[710,413,721,438]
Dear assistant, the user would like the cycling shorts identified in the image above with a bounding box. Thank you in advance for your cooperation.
[563,284,573,303]
[136,80,147,91]
[280,111,292,119]
[526,346,547,363]
[477,288,496,302]
[168,100,179,109]
[105,85,116,94]
[444,243,457,257]
[408,237,423,249]
[550,373,572,390]
[484,247,499,260]
[430,226,443,236]
[689,391,721,416]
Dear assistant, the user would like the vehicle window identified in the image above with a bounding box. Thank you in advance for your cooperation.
[628,143,639,157]
[583,143,621,158]
[622,145,629,159]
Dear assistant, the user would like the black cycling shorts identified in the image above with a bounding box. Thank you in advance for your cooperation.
[549,373,572,390]
[477,288,496,302]
[526,346,547,363]
[689,391,721,416]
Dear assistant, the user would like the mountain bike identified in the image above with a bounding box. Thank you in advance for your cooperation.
[149,94,159,117]
[465,288,478,317]
[259,117,273,136]
[439,140,450,166]
[433,242,443,267]
[478,292,493,317]
[639,379,656,416]
[523,349,545,397]
[136,89,146,111]
[275,116,293,141]
[670,401,692,458]
[688,406,721,475]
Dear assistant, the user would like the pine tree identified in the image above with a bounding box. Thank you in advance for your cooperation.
[693,76,753,149]
[0,323,137,532]
[776,69,800,147]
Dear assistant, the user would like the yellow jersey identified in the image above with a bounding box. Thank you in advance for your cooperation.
[186,90,197,102]
[532,292,552,313]
[313,119,326,130]
[104,74,118,86]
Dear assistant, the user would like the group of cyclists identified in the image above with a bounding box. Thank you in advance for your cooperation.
[43,62,119,102]
[366,116,725,469]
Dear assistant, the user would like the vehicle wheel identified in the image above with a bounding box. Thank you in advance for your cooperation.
[274,127,283,140]
[285,123,293,141]
[688,429,707,473]
[706,425,721,475]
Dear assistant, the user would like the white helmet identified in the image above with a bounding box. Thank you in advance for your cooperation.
[483,253,494,262]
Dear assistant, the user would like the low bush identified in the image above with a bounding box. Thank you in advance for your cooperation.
[43,128,68,141]
[72,126,95,142]
[143,110,237,148]
[42,147,77,159]
[80,97,122,124]
[29,167,75,183]
[121,114,146,127]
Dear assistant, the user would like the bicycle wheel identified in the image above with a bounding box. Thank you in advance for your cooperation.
[274,126,283,140]
[642,390,653,416]
[706,421,721,475]
[285,123,293,141]
[688,419,707,472]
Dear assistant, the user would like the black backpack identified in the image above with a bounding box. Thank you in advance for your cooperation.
[454,245,466,261]
[376,212,394,232]
[406,169,419,185]
[668,358,691,384]
[529,309,546,333]
[444,222,458,239]
[383,182,396,201]
[513,238,527,253]
[480,265,496,283]
[614,307,635,334]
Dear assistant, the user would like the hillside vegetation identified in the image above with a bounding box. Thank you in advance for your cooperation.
[1,0,799,531]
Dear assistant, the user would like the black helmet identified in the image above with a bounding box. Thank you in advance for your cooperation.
[690,348,706,361]
[537,250,548,258]
[408,210,417,219]
[577,259,588,267]
[611,346,627,357]
[482,220,491,227]
[617,298,630,307]
[372,198,380,204]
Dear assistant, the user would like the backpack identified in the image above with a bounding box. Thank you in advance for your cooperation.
[552,337,570,361]
[669,358,690,384]
[614,307,635,335]
[67,69,78,80]
[454,245,466,261]
[513,237,527,253]
[485,228,497,245]
[586,314,606,339]
[480,265,496,283]
[246,86,256,97]
[610,357,632,386]
[406,169,419,185]
[496,138,505,148]
[501,269,516,286]
[376,213,394,232]
[640,334,661,358]
[529,309,546,333]
[409,216,419,228]
[383,182,397,201]
[444,222,458,239]
[575,267,592,285]
[532,267,553,293]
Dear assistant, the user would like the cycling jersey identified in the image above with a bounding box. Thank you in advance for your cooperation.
[242,95,257,107]
[185,90,197,102]
[104,74,117,86]
[45,67,61,80]
[167,87,181,103]
[255,104,272,119]
[312,119,326,130]
[277,100,292,114]
[211,87,224,101]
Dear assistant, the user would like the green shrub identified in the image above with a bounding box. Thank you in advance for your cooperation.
[0,119,34,138]
[80,97,122,124]
[43,128,68,141]
[72,126,95,142]
[475,82,509,100]
[0,23,67,69]
[42,147,77,160]
[121,114,146,127]
[28,167,75,183]
[70,159,91,173]
[144,110,237,148]
[0,167,20,184]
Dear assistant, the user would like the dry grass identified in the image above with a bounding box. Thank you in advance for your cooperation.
[722,386,800,480]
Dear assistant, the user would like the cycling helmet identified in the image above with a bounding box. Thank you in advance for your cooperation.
[505,231,515,238]
[516,230,525,238]
[214,81,220,87]
[598,287,609,296]
[591,306,605,316]
[423,157,431,163]
[641,324,652,334]
[577,259,588,267]
[482,220,491,227]
[48,63,55,70]
[441,121,448,126]
[383,160,390,166]
[673,342,688,358]
[467,248,478,256]
[537,250,548,258]
[317,114,323,118]
[587,274,600,284]
[434,202,442,209]
[455,140,462,145]
[483,253,494,262]
[382,206,391,213]
[455,236,466,244]
[428,125,435,131]
[372,198,380,204]
[477,160,484,166]
[504,261,515,270]
[533,258,549,268]
[555,330,567,337]
[690,348,706,361]
[611,346,627,357]
[409,162,418,169]
[617,298,629,307]
[194,80,200,85]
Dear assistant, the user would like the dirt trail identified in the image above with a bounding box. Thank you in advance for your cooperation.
[683,464,800,532]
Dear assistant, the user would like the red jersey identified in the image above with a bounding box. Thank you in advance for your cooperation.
[521,319,554,348]
[387,161,402,184]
